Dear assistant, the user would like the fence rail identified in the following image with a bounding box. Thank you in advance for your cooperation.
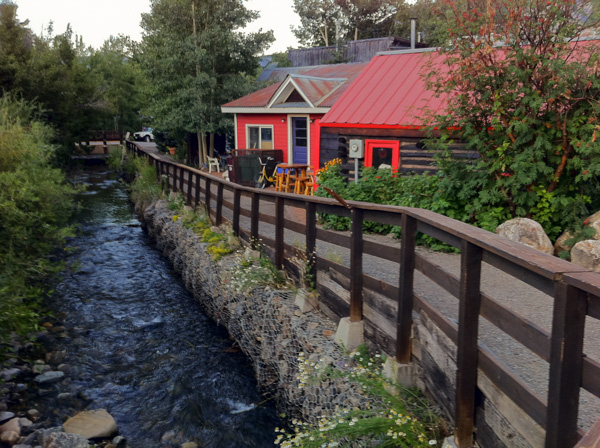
[126,141,600,448]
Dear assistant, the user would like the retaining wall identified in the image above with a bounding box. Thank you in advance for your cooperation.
[140,198,540,447]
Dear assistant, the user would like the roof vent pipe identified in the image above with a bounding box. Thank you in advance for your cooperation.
[410,18,417,49]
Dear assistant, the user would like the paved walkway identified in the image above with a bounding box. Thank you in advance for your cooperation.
[132,142,600,432]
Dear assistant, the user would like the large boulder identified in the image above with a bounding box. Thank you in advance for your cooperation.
[63,409,118,439]
[554,210,600,256]
[586,210,600,237]
[554,231,574,256]
[496,218,553,255]
[570,240,600,271]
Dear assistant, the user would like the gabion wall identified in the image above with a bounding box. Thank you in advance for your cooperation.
[140,200,367,423]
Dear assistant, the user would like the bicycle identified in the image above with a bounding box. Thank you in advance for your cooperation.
[254,156,278,189]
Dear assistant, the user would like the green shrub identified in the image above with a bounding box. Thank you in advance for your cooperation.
[0,96,77,357]
[129,157,161,207]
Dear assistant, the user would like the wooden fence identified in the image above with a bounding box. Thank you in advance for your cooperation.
[127,141,600,448]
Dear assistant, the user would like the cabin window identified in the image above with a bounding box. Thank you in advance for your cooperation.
[247,125,274,149]
[364,140,400,170]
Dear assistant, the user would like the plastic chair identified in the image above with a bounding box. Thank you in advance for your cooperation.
[207,157,220,173]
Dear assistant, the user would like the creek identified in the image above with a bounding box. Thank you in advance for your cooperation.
[40,166,279,447]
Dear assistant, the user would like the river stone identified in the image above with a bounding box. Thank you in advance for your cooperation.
[26,410,40,421]
[0,368,21,382]
[0,412,15,424]
[35,427,62,445]
[34,371,64,384]
[45,351,67,365]
[43,432,89,448]
[181,442,198,448]
[570,240,600,271]
[111,435,126,447]
[56,393,73,404]
[0,430,19,445]
[63,409,117,439]
[496,218,553,254]
[0,417,21,435]
[19,418,33,428]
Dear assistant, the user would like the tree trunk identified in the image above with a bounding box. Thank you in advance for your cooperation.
[209,132,215,159]
[197,131,207,166]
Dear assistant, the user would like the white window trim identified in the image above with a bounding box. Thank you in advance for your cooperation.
[245,124,274,149]
[287,114,311,164]
[234,114,238,149]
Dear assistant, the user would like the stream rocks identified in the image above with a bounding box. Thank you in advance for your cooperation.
[0,321,126,448]
[33,372,64,385]
[63,409,118,439]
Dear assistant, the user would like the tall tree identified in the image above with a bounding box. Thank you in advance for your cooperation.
[390,0,451,46]
[291,0,340,47]
[428,0,600,236]
[336,0,396,41]
[140,0,273,164]
[0,1,32,92]
[88,35,148,133]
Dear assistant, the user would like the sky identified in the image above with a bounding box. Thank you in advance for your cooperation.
[14,0,301,54]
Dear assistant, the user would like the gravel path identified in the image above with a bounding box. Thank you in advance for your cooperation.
[138,143,600,433]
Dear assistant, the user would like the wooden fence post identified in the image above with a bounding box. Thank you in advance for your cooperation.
[251,191,259,247]
[205,178,211,212]
[179,166,184,192]
[275,196,284,270]
[455,240,483,448]
[306,202,317,287]
[396,213,417,363]
[216,183,224,226]
[233,190,241,236]
[545,281,587,448]
[350,207,364,322]
[194,173,200,207]
[172,164,178,192]
[187,170,192,206]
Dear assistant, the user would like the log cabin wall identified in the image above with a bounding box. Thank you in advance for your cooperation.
[320,126,478,177]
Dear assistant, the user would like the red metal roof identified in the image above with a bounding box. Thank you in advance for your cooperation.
[222,62,368,109]
[320,51,449,127]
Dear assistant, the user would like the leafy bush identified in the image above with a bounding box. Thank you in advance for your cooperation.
[316,160,457,249]
[129,157,162,208]
[0,95,77,357]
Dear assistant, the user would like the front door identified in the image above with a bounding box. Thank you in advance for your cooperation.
[292,117,308,164]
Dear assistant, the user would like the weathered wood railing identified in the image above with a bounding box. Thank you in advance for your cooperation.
[127,141,600,448]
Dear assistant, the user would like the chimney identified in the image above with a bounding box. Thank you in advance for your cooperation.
[410,18,417,50]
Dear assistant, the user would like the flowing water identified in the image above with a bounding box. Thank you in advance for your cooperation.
[43,166,279,447]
